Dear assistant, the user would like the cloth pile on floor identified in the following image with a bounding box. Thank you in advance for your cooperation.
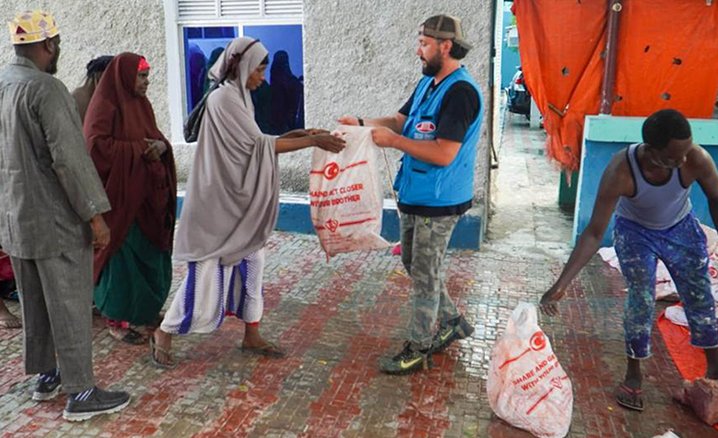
[674,378,718,426]
[657,313,718,430]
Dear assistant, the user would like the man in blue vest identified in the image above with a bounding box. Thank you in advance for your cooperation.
[339,14,483,374]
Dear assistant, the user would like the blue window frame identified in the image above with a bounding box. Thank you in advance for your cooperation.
[244,24,304,133]
[183,26,238,114]
[182,24,304,134]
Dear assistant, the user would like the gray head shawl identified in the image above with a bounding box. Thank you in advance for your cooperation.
[208,37,268,112]
[174,37,279,265]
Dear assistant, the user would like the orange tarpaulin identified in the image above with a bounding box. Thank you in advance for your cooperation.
[513,0,718,172]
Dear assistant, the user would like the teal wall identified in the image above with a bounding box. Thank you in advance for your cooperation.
[501,7,521,88]
[573,116,718,246]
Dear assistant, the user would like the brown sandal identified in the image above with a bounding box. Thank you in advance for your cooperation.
[240,341,286,358]
[109,327,146,345]
[616,383,644,411]
[149,335,177,369]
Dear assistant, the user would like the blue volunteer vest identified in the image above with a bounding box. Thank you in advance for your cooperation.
[394,66,483,207]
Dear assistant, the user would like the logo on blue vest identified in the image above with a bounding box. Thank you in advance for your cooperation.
[415,121,436,134]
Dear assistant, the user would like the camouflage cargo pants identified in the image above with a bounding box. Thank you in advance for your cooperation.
[401,213,461,350]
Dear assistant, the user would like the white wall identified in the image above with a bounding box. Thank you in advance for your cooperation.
[0,0,170,134]
[301,0,494,214]
[0,1,496,219]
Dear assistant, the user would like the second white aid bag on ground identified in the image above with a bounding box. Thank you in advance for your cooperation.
[309,125,390,257]
[487,302,573,438]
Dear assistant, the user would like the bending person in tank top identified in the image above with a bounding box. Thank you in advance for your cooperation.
[541,109,718,413]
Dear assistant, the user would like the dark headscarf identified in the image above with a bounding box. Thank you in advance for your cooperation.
[270,50,293,82]
[187,43,207,109]
[269,50,302,134]
[84,52,177,283]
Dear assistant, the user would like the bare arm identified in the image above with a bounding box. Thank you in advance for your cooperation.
[540,153,632,315]
[693,146,718,229]
[275,133,345,154]
[340,113,460,166]
[279,129,310,139]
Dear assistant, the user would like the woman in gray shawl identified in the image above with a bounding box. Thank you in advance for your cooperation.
[150,37,344,367]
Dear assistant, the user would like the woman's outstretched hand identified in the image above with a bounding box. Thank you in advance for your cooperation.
[312,133,346,153]
[305,128,330,136]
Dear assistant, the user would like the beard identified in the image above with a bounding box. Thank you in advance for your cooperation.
[46,50,60,75]
[421,54,442,77]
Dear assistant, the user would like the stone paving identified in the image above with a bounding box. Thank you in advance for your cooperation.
[0,114,716,437]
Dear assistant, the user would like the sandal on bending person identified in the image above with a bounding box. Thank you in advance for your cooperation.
[616,383,644,411]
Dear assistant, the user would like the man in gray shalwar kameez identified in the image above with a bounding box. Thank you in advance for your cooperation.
[0,10,130,421]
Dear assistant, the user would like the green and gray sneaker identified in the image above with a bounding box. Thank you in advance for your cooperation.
[429,315,475,353]
[379,341,432,375]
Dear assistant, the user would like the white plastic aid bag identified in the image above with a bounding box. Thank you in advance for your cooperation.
[309,125,391,257]
[487,302,573,438]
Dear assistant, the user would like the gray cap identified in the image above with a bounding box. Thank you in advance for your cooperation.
[419,15,472,51]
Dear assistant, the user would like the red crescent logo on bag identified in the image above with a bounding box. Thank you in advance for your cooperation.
[323,162,340,180]
[530,331,546,351]
[325,218,339,232]
[415,121,436,133]
[550,377,563,389]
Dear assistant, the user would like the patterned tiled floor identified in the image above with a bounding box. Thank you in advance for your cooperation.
[0,115,715,437]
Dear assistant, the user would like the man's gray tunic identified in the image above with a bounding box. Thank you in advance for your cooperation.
[0,56,110,258]
[0,55,111,393]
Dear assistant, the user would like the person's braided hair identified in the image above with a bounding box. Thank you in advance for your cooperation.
[85,55,113,79]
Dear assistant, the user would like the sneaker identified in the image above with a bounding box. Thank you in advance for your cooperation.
[63,387,130,422]
[32,378,61,401]
[429,315,475,354]
[379,341,432,375]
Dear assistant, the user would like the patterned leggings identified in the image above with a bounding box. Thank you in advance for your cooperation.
[614,214,718,359]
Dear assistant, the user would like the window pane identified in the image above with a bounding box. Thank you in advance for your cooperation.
[244,24,304,134]
[182,26,238,114]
